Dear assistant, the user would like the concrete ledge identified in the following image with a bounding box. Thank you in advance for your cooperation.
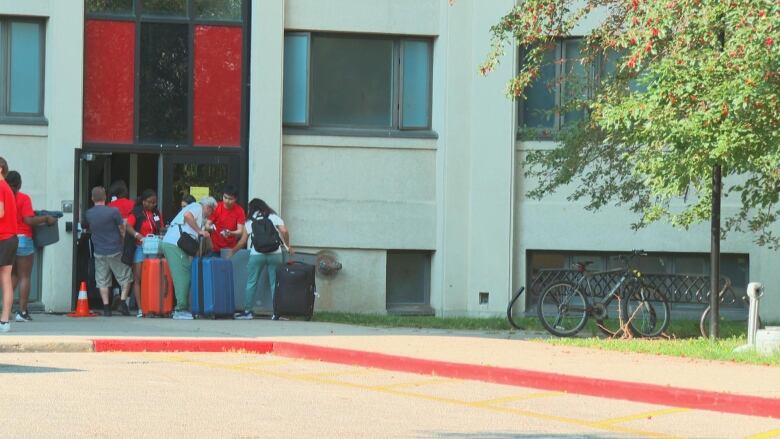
[93,338,780,420]
[0,340,93,353]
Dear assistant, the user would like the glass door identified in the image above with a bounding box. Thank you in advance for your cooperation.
[161,153,242,223]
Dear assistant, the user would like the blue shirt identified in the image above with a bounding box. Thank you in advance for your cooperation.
[85,205,123,256]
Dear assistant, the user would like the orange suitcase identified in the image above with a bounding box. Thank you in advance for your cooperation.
[141,258,174,316]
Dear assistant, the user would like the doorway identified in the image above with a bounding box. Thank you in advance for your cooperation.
[72,149,243,309]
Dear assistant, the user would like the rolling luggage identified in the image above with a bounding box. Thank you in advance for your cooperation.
[273,261,316,320]
[191,257,235,318]
[221,249,270,313]
[140,258,174,316]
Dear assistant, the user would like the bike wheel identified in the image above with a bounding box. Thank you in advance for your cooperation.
[622,283,670,337]
[537,282,589,337]
[700,306,761,338]
[506,287,525,330]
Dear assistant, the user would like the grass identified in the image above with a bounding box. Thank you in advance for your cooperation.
[312,312,780,366]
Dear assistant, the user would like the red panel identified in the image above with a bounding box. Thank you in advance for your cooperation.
[83,20,135,144]
[193,26,243,147]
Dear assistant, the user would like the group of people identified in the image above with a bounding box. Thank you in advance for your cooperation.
[0,156,59,332]
[84,181,292,321]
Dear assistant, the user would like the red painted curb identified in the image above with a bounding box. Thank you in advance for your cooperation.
[93,339,274,354]
[93,338,780,419]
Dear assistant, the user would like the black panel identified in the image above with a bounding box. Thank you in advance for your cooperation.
[140,0,187,17]
[139,23,189,144]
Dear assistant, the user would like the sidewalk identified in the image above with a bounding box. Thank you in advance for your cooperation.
[2,314,779,418]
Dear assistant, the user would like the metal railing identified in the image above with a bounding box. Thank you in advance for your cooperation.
[527,269,741,306]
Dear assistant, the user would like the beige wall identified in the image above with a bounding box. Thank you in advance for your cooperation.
[0,0,83,312]
[284,0,439,35]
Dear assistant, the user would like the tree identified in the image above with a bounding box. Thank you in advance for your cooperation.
[481,0,779,337]
[483,0,779,243]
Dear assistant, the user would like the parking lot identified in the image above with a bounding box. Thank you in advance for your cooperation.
[1,352,778,438]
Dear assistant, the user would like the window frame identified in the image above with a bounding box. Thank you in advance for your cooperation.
[517,37,598,137]
[0,17,46,125]
[283,31,435,136]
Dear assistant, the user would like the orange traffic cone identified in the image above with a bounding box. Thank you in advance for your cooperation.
[67,281,98,318]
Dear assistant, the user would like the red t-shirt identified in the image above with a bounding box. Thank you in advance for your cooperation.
[127,209,164,245]
[209,201,246,251]
[15,191,34,238]
[108,197,134,219]
[0,180,18,240]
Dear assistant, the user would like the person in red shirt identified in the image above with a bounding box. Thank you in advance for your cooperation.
[108,180,134,220]
[5,171,56,322]
[206,185,245,258]
[125,189,164,317]
[0,157,18,332]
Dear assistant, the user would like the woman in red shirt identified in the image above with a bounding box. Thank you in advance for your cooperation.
[125,189,164,317]
[0,157,18,332]
[5,171,56,322]
[108,180,134,220]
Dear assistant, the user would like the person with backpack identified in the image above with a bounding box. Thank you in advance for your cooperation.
[229,198,292,320]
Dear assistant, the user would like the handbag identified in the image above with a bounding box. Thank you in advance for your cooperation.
[177,225,199,257]
[121,231,136,265]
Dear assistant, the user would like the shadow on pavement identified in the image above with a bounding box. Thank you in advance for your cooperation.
[0,364,82,374]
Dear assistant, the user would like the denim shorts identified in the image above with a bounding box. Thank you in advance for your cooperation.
[133,245,147,264]
[16,235,34,257]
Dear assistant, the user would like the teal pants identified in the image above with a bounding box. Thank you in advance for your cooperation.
[161,242,191,311]
[245,252,284,311]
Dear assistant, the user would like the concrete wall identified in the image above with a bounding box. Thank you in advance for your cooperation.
[0,0,83,312]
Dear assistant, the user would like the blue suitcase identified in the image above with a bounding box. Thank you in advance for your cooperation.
[191,257,235,318]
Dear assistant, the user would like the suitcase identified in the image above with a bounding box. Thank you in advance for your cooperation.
[274,261,316,320]
[140,258,174,316]
[191,257,235,318]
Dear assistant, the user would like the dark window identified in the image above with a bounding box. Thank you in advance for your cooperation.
[141,0,187,17]
[519,38,592,134]
[139,23,189,144]
[85,0,134,15]
[0,18,45,123]
[386,251,433,315]
[284,32,433,132]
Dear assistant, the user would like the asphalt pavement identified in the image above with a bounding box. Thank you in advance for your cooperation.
[0,313,779,420]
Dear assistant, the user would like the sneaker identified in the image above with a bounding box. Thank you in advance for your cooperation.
[271,314,279,321]
[234,310,253,320]
[103,305,112,317]
[15,311,32,322]
[119,301,130,316]
[136,309,144,318]
[0,321,9,333]
[172,311,194,320]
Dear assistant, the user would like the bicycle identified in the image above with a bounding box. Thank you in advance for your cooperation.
[536,250,671,338]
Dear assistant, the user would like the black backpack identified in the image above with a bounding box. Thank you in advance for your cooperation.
[250,214,280,253]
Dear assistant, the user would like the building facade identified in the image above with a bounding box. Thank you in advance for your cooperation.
[2,0,778,322]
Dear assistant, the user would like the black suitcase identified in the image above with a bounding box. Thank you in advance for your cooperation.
[274,261,316,320]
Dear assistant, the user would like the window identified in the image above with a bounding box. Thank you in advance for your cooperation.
[386,251,433,315]
[518,38,591,134]
[0,18,45,123]
[283,32,433,133]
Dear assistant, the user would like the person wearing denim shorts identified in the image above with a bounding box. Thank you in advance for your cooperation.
[125,189,164,317]
[5,171,57,322]
[0,157,18,333]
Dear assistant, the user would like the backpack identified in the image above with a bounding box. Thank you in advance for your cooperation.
[250,214,280,253]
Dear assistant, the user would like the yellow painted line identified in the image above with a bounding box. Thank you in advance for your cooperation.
[290,368,381,379]
[155,354,679,439]
[232,359,300,368]
[472,391,565,406]
[593,407,690,427]
[370,377,452,390]
[746,429,780,439]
